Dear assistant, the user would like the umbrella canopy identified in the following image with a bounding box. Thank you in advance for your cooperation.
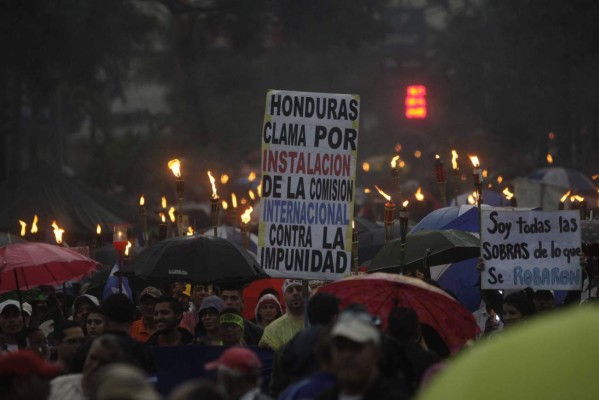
[201,225,258,254]
[318,273,479,353]
[527,167,596,194]
[0,232,28,246]
[368,230,480,274]
[126,234,267,285]
[0,243,99,293]
[418,306,599,400]
[410,206,478,233]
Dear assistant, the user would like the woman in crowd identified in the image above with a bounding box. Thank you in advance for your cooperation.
[254,293,283,329]
[195,296,225,345]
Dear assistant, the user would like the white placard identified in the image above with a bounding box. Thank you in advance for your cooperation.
[258,90,359,280]
[481,209,582,290]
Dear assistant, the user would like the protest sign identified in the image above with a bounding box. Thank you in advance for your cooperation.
[480,209,582,290]
[258,90,359,280]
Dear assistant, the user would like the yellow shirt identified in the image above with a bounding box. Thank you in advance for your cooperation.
[259,313,304,350]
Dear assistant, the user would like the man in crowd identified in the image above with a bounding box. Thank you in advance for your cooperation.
[219,284,263,345]
[148,296,194,346]
[130,286,162,342]
[205,346,272,400]
[219,308,246,346]
[53,321,86,373]
[71,294,99,329]
[317,309,409,400]
[259,280,305,351]
[0,300,28,352]
[180,283,212,334]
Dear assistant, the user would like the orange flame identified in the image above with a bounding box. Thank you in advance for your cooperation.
[546,154,554,164]
[467,194,476,205]
[222,200,228,210]
[592,174,599,181]
[399,160,406,168]
[231,193,238,208]
[482,169,488,178]
[415,187,424,201]
[497,176,503,184]
[414,150,422,158]
[139,195,145,207]
[248,190,255,200]
[469,155,480,168]
[167,159,181,178]
[96,224,102,235]
[241,197,247,206]
[220,174,229,184]
[241,206,253,224]
[570,194,584,202]
[560,190,571,203]
[248,171,257,182]
[391,156,400,169]
[161,196,167,209]
[125,241,132,256]
[159,212,166,223]
[362,162,370,172]
[257,183,262,197]
[186,226,194,236]
[207,171,218,199]
[374,185,391,202]
[168,207,176,223]
[31,215,38,234]
[451,150,459,170]
[364,188,371,194]
[503,188,514,200]
[402,200,409,207]
[18,220,26,237]
[51,221,64,244]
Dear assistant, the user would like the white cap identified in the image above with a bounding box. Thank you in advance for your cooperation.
[331,312,380,345]
[0,300,31,316]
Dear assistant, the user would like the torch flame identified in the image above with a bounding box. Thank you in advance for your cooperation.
[207,171,218,199]
[97,224,102,235]
[125,241,132,256]
[248,171,257,182]
[220,174,229,184]
[391,155,400,169]
[257,183,262,197]
[352,220,355,229]
[139,195,145,207]
[468,194,476,205]
[18,220,26,237]
[241,206,253,224]
[415,187,424,201]
[231,193,238,208]
[159,212,166,223]
[503,188,514,200]
[497,176,504,184]
[546,154,554,164]
[435,154,440,160]
[402,200,409,207]
[482,169,488,178]
[31,215,38,234]
[187,226,194,236]
[469,155,480,168]
[168,207,176,223]
[51,221,64,244]
[560,190,571,203]
[374,185,391,202]
[248,190,255,200]
[222,200,228,210]
[592,174,599,181]
[241,197,247,205]
[161,196,167,209]
[362,162,371,172]
[571,195,584,202]
[451,150,459,170]
[167,159,181,178]
[364,188,371,194]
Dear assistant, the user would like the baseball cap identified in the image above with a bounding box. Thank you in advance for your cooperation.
[139,286,162,301]
[205,347,262,374]
[0,300,31,316]
[73,294,100,309]
[0,350,63,378]
[331,311,380,345]
[199,295,225,314]
[282,279,303,293]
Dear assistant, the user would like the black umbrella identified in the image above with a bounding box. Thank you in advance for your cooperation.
[368,229,480,274]
[125,235,267,285]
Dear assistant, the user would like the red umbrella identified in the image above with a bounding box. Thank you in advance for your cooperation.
[242,278,286,320]
[0,243,98,293]
[319,273,479,354]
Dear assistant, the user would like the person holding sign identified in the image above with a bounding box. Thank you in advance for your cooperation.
[259,280,305,351]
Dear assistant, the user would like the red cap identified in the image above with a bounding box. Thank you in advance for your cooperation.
[205,347,262,374]
[0,350,63,378]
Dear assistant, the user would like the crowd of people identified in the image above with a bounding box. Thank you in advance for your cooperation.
[0,273,594,400]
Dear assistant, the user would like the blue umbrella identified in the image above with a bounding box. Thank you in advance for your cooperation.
[527,167,596,194]
[410,205,477,233]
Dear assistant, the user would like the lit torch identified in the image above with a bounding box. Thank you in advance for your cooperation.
[469,155,482,206]
[139,195,148,246]
[559,190,571,210]
[208,171,219,236]
[52,221,64,245]
[503,187,517,207]
[96,224,102,247]
[30,215,39,241]
[451,150,460,205]
[352,220,359,274]
[158,213,167,241]
[168,158,184,235]
[415,187,425,202]
[390,155,402,203]
[230,193,238,239]
[434,154,447,205]
[18,220,27,237]
[241,206,253,250]
[571,194,586,219]
[399,200,409,275]
[375,185,395,242]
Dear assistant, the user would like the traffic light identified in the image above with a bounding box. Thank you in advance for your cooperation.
[405,85,427,119]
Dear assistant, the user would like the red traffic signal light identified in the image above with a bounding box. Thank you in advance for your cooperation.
[405,85,427,119]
